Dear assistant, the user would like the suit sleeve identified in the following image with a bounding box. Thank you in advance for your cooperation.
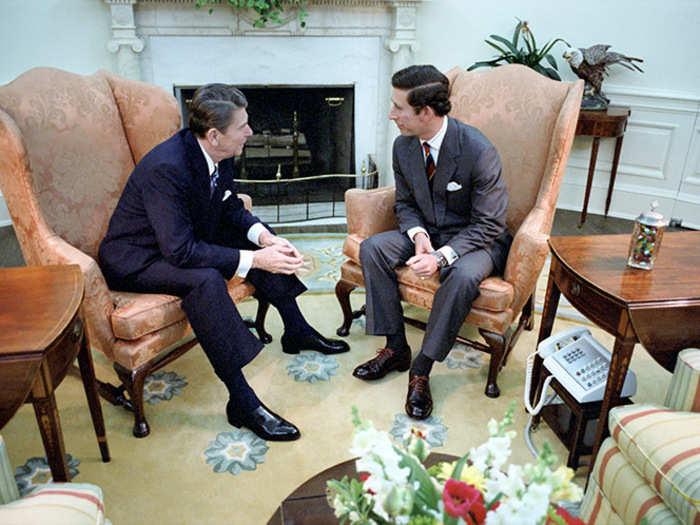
[392,142,425,234]
[447,145,509,256]
[141,165,242,275]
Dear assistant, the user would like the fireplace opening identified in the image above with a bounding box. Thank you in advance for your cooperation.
[177,85,363,218]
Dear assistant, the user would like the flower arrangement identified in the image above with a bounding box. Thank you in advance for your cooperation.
[195,0,308,28]
[326,405,584,525]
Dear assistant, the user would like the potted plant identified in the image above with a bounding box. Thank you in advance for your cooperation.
[468,19,569,80]
[195,0,308,28]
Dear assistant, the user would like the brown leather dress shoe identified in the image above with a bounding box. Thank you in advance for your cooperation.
[352,348,411,380]
[405,374,432,420]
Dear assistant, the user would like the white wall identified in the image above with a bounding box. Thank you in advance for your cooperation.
[1,0,699,227]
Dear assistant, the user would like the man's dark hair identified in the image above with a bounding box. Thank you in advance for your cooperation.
[189,84,248,137]
[391,65,451,116]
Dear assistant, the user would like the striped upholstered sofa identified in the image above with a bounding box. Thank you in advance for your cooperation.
[580,348,700,525]
[0,435,108,524]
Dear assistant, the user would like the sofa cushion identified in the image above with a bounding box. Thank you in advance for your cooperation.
[110,277,255,341]
[0,483,105,525]
[609,404,700,524]
[580,438,680,525]
[665,348,700,412]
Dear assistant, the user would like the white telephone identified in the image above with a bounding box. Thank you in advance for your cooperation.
[524,327,637,415]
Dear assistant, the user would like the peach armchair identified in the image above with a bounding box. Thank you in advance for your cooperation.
[336,64,583,397]
[0,68,269,437]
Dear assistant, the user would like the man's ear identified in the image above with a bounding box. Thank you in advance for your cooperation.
[419,105,434,121]
[206,128,218,145]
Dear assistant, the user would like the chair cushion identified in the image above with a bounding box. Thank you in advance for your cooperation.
[0,483,105,525]
[110,277,255,341]
[580,438,680,525]
[665,348,700,412]
[609,404,700,524]
[342,235,514,313]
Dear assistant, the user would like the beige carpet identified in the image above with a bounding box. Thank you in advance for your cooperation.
[2,288,673,524]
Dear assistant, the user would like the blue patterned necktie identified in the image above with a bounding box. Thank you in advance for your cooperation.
[423,142,435,181]
[209,166,219,198]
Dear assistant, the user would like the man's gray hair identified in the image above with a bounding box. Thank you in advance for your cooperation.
[189,84,248,137]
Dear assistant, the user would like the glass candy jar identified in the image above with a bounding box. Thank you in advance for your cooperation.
[627,201,666,270]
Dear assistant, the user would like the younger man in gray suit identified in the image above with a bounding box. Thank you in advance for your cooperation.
[352,65,512,419]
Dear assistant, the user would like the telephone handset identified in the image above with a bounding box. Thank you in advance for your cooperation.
[524,327,637,415]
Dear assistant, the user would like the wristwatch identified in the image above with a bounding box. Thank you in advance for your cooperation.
[431,250,448,270]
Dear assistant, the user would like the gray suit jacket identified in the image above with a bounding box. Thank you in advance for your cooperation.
[392,116,511,270]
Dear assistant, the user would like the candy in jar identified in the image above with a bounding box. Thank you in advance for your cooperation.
[627,200,666,270]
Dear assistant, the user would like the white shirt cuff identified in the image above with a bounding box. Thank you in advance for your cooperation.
[407,227,428,243]
[438,246,459,265]
[236,250,254,278]
[247,222,268,247]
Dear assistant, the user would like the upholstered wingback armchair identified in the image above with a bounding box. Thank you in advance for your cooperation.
[0,68,269,437]
[336,64,583,397]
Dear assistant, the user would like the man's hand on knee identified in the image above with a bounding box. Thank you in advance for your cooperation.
[258,231,302,259]
[252,245,304,274]
[406,253,438,280]
[413,232,434,256]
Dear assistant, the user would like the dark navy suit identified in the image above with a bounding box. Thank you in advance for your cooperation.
[99,129,305,393]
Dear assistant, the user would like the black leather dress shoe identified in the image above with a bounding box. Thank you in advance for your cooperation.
[405,374,432,420]
[352,348,411,380]
[227,401,300,441]
[281,329,350,355]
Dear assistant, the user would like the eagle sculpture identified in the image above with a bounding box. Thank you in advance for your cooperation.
[563,45,644,109]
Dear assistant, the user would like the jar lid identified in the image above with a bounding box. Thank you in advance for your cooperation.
[636,200,666,227]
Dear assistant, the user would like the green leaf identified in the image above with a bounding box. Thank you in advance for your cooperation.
[484,39,509,56]
[449,453,470,481]
[467,60,503,71]
[511,19,522,48]
[490,34,519,55]
[544,53,558,70]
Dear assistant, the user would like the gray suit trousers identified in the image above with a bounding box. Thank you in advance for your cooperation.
[360,229,494,361]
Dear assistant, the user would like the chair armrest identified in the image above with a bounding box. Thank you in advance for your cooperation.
[665,348,700,412]
[41,234,116,359]
[238,193,252,212]
[345,186,398,239]
[503,207,550,315]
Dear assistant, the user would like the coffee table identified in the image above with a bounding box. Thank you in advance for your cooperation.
[531,231,700,474]
[267,452,457,524]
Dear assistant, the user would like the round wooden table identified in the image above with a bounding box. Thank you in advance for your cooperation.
[0,265,110,481]
[267,452,457,524]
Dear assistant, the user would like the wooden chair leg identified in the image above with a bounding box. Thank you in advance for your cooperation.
[255,299,272,343]
[335,279,358,336]
[114,362,150,438]
[479,329,505,398]
[523,294,535,331]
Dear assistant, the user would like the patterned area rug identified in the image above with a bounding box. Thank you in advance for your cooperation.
[1,236,673,524]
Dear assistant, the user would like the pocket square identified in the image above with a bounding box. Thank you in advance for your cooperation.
[222,190,232,201]
[446,181,463,192]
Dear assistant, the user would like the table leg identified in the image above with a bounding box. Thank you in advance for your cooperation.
[76,327,111,463]
[531,267,561,408]
[580,137,600,227]
[31,362,70,482]
[588,326,636,486]
[605,136,624,217]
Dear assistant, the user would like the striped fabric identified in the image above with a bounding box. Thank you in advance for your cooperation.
[665,348,700,412]
[581,437,682,525]
[0,483,105,525]
[609,403,700,525]
[0,435,19,505]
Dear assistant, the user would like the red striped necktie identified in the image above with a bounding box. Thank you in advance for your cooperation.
[422,142,435,181]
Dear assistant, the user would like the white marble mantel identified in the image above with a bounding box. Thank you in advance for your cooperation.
[104,0,429,183]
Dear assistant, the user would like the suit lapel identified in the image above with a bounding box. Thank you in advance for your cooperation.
[407,137,436,224]
[433,118,459,226]
[184,131,218,237]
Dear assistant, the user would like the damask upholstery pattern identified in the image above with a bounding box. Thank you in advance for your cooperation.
[336,64,583,394]
[0,67,262,436]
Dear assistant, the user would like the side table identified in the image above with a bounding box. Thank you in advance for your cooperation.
[0,265,110,481]
[576,105,631,226]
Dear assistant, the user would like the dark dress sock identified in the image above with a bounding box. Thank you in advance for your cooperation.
[225,369,261,413]
[387,331,409,353]
[410,352,434,377]
[273,296,313,336]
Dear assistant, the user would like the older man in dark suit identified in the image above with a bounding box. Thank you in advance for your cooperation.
[352,65,511,419]
[99,84,348,441]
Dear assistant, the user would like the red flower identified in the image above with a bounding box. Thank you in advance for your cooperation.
[360,473,375,495]
[545,506,586,525]
[442,479,487,524]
